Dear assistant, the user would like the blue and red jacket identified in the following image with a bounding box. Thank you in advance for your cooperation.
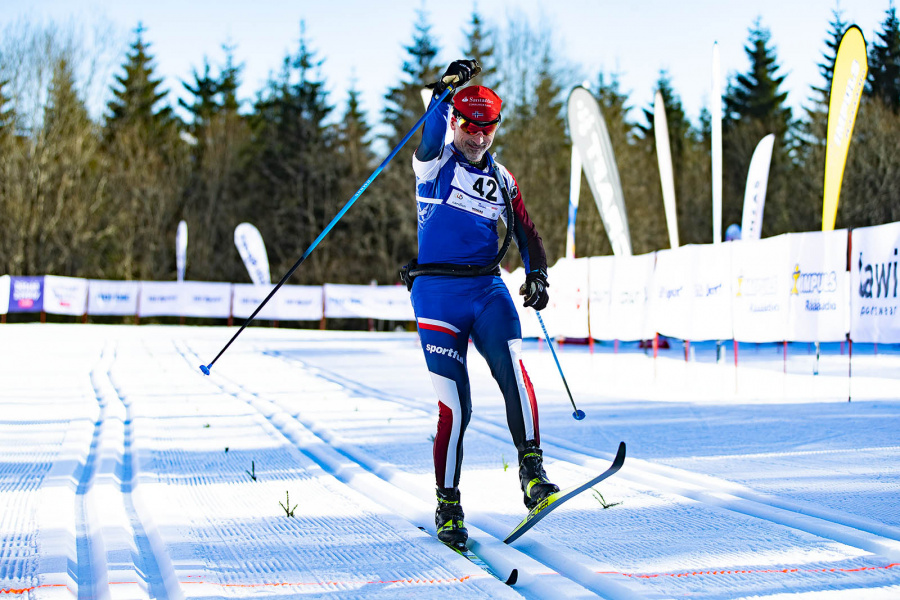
[412,97,547,276]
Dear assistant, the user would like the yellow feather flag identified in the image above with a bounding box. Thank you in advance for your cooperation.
[822,26,868,231]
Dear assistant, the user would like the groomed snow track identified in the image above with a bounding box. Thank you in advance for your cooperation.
[2,325,900,599]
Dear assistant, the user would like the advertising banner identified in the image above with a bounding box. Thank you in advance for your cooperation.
[179,282,232,318]
[566,147,582,259]
[787,230,849,342]
[87,280,140,316]
[823,26,868,232]
[741,134,775,241]
[689,243,733,341]
[8,276,44,313]
[567,86,632,255]
[176,220,188,282]
[587,256,615,340]
[544,257,590,338]
[0,275,9,314]
[650,246,692,340]
[608,253,656,341]
[43,275,88,316]
[850,222,900,343]
[138,282,182,317]
[234,223,271,285]
[731,235,791,342]
[324,284,414,321]
[654,91,679,249]
[232,284,323,321]
[501,268,540,339]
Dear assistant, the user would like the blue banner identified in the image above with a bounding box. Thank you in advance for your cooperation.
[9,276,44,313]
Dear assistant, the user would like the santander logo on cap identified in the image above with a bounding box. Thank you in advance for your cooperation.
[454,85,502,121]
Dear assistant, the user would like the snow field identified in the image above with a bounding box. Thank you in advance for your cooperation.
[1,324,899,599]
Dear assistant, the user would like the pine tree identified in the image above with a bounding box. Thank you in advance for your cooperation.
[462,7,498,88]
[179,45,250,282]
[42,56,106,276]
[722,19,794,236]
[383,9,442,147]
[105,23,175,146]
[103,23,184,280]
[793,9,850,236]
[811,8,849,109]
[241,23,340,284]
[867,4,900,111]
[373,9,442,280]
[724,19,792,139]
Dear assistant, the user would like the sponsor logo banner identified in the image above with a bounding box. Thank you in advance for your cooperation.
[43,275,88,316]
[690,243,733,341]
[567,86,632,256]
[544,257,590,338]
[0,275,9,314]
[608,253,656,341]
[176,220,188,282]
[232,284,323,321]
[654,91,679,249]
[323,284,414,321]
[234,223,271,285]
[8,276,44,313]
[650,246,693,340]
[823,26,867,232]
[87,280,140,316]
[850,222,900,343]
[787,230,849,342]
[138,282,232,318]
[741,134,775,241]
[587,256,616,340]
[731,235,791,342]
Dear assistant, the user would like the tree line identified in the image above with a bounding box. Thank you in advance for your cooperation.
[1,6,900,286]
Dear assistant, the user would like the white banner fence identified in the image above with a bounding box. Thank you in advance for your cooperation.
[2,226,899,343]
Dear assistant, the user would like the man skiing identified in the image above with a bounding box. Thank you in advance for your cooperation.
[402,59,558,550]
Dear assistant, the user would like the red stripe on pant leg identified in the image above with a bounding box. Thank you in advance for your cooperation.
[419,322,457,337]
[520,361,539,446]
[433,401,454,487]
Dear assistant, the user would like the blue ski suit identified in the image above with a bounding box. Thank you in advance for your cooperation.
[411,96,549,490]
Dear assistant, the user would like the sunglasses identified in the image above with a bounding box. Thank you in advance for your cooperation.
[454,112,501,136]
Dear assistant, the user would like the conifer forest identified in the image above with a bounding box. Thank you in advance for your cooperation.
[2,6,900,286]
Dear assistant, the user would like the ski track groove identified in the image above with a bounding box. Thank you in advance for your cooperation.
[263,348,900,587]
[156,339,522,599]
[174,340,608,600]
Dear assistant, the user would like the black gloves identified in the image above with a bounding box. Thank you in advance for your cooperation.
[431,59,481,98]
[519,270,549,311]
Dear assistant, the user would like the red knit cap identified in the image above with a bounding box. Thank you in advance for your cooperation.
[453,85,502,122]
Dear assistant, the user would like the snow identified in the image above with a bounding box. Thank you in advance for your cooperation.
[1,324,899,599]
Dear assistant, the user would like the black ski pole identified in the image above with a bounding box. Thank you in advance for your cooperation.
[200,85,458,376]
[536,311,586,420]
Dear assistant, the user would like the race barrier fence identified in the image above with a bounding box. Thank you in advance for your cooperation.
[2,223,899,343]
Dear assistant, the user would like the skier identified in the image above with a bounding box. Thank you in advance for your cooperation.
[401,59,558,549]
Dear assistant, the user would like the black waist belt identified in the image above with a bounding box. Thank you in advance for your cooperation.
[400,260,500,291]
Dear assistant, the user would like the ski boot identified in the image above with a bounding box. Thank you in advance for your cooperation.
[435,487,468,550]
[518,441,560,510]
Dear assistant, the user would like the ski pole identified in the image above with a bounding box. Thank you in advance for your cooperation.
[200,85,458,376]
[535,311,586,420]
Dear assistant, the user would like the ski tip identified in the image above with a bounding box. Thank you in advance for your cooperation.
[506,568,518,586]
[573,409,586,420]
[199,364,211,376]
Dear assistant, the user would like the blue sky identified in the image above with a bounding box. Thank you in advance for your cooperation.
[1,0,890,125]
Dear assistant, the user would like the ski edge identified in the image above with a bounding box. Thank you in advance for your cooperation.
[417,527,518,586]
[503,440,626,544]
